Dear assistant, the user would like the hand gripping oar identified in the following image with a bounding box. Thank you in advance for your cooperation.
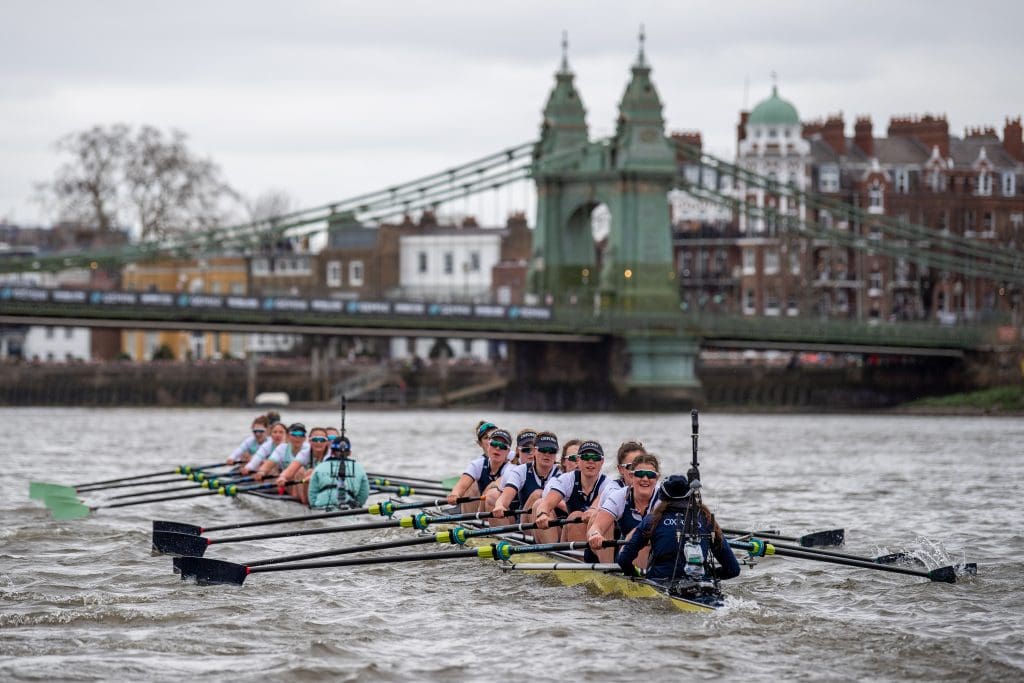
[182,538,624,586]
[46,483,279,521]
[30,462,230,500]
[731,539,970,584]
[174,517,583,580]
[152,496,475,537]
[155,509,514,557]
[723,527,846,548]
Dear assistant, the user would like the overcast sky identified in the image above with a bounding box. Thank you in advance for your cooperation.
[2,1,1022,228]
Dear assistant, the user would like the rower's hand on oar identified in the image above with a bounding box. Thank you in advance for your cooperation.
[491,502,508,519]
[587,530,605,552]
[274,475,289,488]
[535,511,551,529]
[446,492,460,505]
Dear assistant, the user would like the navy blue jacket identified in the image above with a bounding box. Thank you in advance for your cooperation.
[617,505,740,583]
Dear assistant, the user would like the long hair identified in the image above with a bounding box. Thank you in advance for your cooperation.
[642,496,723,547]
[616,440,647,466]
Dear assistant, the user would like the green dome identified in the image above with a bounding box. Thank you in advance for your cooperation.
[748,85,799,126]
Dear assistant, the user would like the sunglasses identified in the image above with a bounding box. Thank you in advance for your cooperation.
[564,454,579,462]
[537,447,558,455]
[518,446,534,454]
[289,431,307,437]
[632,469,658,480]
[252,429,266,434]
[310,436,329,443]
[579,453,603,462]
[489,440,510,451]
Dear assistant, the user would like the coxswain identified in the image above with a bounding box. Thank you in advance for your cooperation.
[242,422,286,476]
[308,435,369,508]
[513,429,537,466]
[490,431,561,524]
[254,423,309,490]
[533,440,614,545]
[275,426,331,504]
[446,427,513,512]
[617,474,740,590]
[587,453,661,563]
[227,415,270,465]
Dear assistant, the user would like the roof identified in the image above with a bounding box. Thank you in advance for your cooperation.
[949,136,1019,169]
[748,86,800,126]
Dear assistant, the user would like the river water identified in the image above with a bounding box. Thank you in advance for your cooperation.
[1,407,1021,681]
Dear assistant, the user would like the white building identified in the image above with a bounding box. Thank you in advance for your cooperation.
[23,325,91,362]
[396,230,503,302]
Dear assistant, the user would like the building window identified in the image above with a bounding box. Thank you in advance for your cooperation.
[869,271,883,294]
[868,181,884,214]
[443,252,454,275]
[1003,172,1016,197]
[836,289,849,314]
[929,168,943,192]
[417,252,428,274]
[326,260,342,287]
[349,260,364,287]
[977,171,992,196]
[765,288,780,315]
[46,327,55,339]
[252,258,270,276]
[894,168,909,194]
[789,251,800,275]
[742,249,756,275]
[211,282,222,294]
[469,251,481,272]
[65,327,73,339]
[764,249,780,275]
[680,252,693,278]
[743,289,755,314]
[819,166,840,193]
[231,283,245,295]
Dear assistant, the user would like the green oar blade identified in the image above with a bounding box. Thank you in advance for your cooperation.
[441,476,461,490]
[174,556,249,585]
[47,498,92,520]
[152,531,209,557]
[30,483,77,500]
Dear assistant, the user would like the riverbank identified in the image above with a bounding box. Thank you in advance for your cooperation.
[889,385,1024,416]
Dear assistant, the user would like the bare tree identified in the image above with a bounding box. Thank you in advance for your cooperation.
[37,124,238,240]
[245,188,298,224]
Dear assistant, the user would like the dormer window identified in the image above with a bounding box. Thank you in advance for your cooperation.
[1002,171,1016,197]
[819,166,839,193]
[977,171,992,196]
[894,168,909,194]
[928,168,943,192]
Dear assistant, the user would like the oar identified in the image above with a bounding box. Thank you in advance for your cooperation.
[723,527,845,548]
[745,538,978,574]
[152,496,474,536]
[502,562,624,572]
[369,483,451,497]
[366,472,461,490]
[46,482,278,521]
[175,518,583,580]
[731,539,970,583]
[30,462,230,499]
[154,509,511,557]
[108,475,257,500]
[183,538,623,586]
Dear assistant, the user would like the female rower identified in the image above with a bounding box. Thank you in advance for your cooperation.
[513,429,537,466]
[255,423,309,491]
[308,435,369,508]
[613,440,647,488]
[275,426,331,505]
[587,453,661,563]
[446,427,513,512]
[490,431,561,524]
[242,422,286,476]
[559,439,581,475]
[533,440,614,545]
[618,474,740,586]
[227,415,270,465]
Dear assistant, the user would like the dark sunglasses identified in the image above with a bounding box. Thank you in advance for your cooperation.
[579,453,603,462]
[289,431,307,437]
[489,440,510,451]
[518,446,534,454]
[564,455,579,462]
[632,469,658,480]
[310,436,329,443]
[537,447,558,455]
[252,429,266,434]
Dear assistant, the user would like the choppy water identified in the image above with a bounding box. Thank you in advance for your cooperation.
[1,407,1021,681]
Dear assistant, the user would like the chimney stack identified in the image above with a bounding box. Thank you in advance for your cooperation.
[1004,117,1024,162]
[887,114,949,157]
[737,111,749,143]
[854,116,873,157]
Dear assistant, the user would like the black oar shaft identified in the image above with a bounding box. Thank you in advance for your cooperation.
[196,497,456,534]
[78,475,197,492]
[366,472,444,486]
[71,462,226,488]
[250,547,483,574]
[103,484,271,510]
[772,545,937,579]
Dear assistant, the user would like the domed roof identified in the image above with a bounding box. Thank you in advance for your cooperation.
[748,85,800,126]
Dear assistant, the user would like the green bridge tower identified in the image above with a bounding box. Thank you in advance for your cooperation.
[526,32,699,403]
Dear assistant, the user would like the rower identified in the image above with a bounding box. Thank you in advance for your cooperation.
[533,440,614,545]
[613,440,647,488]
[587,453,661,563]
[513,429,537,466]
[308,435,369,508]
[490,431,561,524]
[446,427,513,512]
[255,423,309,489]
[243,422,286,477]
[617,474,740,589]
[559,439,581,476]
[275,426,331,504]
[227,415,270,465]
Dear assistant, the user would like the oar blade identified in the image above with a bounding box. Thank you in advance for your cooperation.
[176,557,248,586]
[440,475,461,490]
[47,498,91,520]
[927,566,958,584]
[31,483,77,501]
[873,551,924,566]
[798,529,845,547]
[152,531,209,557]
[153,520,203,535]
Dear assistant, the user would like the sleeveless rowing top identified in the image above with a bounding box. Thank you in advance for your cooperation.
[516,463,560,508]
[565,470,608,514]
